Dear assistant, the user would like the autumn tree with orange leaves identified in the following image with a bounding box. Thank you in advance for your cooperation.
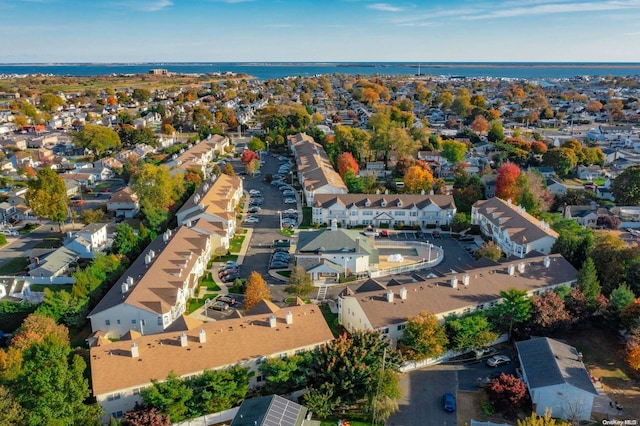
[336,152,359,178]
[471,115,489,136]
[496,162,521,201]
[244,271,271,312]
[403,165,433,194]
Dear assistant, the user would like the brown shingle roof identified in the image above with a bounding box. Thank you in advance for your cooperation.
[90,304,333,396]
[345,254,576,329]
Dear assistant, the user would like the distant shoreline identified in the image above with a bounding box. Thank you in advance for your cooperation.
[2,62,640,69]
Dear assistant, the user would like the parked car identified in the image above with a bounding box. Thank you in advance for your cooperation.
[219,268,239,277]
[221,273,240,283]
[380,229,390,238]
[1,230,18,236]
[458,235,475,242]
[284,209,297,214]
[218,263,239,272]
[273,247,290,254]
[208,301,229,311]
[416,231,425,239]
[443,393,456,412]
[270,261,289,269]
[273,174,285,180]
[272,181,286,188]
[284,198,296,204]
[486,355,511,367]
[271,254,290,262]
[216,295,236,306]
[432,230,441,238]
[249,190,261,196]
[244,216,260,223]
[247,206,262,213]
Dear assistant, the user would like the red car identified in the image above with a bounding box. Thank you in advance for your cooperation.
[433,231,441,238]
[380,229,390,237]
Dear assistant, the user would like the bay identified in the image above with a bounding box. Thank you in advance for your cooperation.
[1,62,640,80]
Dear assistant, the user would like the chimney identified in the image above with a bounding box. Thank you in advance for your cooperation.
[269,315,277,328]
[400,287,408,300]
[127,276,134,286]
[180,333,188,347]
[144,254,151,265]
[386,290,394,303]
[543,256,551,268]
[199,329,206,344]
[121,282,129,294]
[131,343,139,358]
[355,237,361,253]
[450,276,458,288]
[507,264,515,276]
[518,262,525,273]
[285,311,293,325]
[462,274,470,287]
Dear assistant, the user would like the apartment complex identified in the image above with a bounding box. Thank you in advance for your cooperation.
[339,254,577,345]
[90,302,333,423]
[471,197,559,258]
[312,194,456,229]
[87,226,211,338]
[287,133,347,206]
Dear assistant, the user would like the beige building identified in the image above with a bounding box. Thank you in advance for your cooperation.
[288,133,347,206]
[339,254,577,345]
[90,302,333,423]
[170,134,229,178]
[472,197,559,258]
[176,173,243,248]
[87,226,211,338]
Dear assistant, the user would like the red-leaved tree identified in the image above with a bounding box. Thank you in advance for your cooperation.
[336,152,359,178]
[496,162,521,201]
[486,373,529,416]
[241,149,258,164]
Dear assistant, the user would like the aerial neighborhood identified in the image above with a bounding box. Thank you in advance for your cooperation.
[1,69,640,426]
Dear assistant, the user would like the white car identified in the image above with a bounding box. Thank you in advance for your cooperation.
[1,229,18,236]
[284,198,296,204]
[249,190,262,196]
[486,355,511,367]
[244,216,260,223]
[284,209,297,214]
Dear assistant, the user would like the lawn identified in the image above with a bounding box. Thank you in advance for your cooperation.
[229,235,245,253]
[279,228,295,237]
[187,296,217,314]
[210,254,239,265]
[30,284,73,292]
[279,271,292,278]
[301,207,312,227]
[320,303,343,338]
[200,272,221,291]
[34,236,63,249]
[0,257,29,275]
[18,223,40,234]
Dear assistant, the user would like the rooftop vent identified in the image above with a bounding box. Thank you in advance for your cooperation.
[199,329,206,344]
[180,333,188,347]
[543,256,551,268]
[269,315,277,328]
[285,311,293,325]
[450,276,458,289]
[131,343,139,358]
[462,274,470,287]
[386,290,394,303]
[518,262,526,273]
[399,287,408,300]
[507,264,515,276]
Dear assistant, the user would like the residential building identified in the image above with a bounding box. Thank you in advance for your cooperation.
[339,254,577,345]
[545,178,567,196]
[312,194,456,229]
[29,246,79,278]
[87,226,211,338]
[472,198,559,258]
[295,223,378,281]
[65,222,109,256]
[107,188,140,219]
[89,302,333,423]
[287,133,347,206]
[176,174,243,247]
[516,337,598,422]
[169,135,229,178]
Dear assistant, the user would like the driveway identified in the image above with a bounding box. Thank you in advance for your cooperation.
[231,154,298,304]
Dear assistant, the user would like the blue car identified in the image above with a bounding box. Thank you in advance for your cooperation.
[443,393,456,412]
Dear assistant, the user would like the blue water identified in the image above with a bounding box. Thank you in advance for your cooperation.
[1,62,640,80]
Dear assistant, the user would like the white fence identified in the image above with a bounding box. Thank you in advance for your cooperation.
[370,240,444,278]
[172,407,238,426]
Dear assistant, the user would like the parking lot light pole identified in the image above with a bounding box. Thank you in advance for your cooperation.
[278,210,282,230]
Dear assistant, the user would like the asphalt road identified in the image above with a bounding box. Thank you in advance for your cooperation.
[231,153,299,305]
[0,224,58,271]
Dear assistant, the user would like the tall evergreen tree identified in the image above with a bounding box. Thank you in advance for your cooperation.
[577,258,601,304]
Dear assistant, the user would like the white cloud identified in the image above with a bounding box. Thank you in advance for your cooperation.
[367,3,404,12]
[463,1,640,20]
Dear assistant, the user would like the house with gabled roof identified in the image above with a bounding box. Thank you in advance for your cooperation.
[472,197,559,258]
[89,302,333,423]
[87,225,211,338]
[106,187,140,219]
[312,194,456,229]
[515,337,598,421]
[339,254,577,345]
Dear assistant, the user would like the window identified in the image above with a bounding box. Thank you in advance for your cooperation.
[111,411,123,419]
[256,375,263,382]
[395,211,405,216]
[157,317,163,326]
[362,211,373,216]
[116,320,120,324]
[410,211,418,216]
[133,388,141,395]
[131,319,137,324]
[140,319,146,326]
[105,320,111,326]
[351,210,358,216]
[107,393,121,401]
[397,324,406,331]
[382,328,389,334]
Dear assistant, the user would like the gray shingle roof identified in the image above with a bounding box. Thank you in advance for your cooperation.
[516,337,597,395]
[296,229,378,263]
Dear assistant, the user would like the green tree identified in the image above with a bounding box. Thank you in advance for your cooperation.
[112,223,140,256]
[370,367,402,424]
[248,137,266,152]
[285,266,315,297]
[80,208,104,225]
[517,409,569,426]
[309,330,401,408]
[38,93,65,113]
[132,88,151,103]
[611,165,640,205]
[474,241,503,261]
[186,366,251,416]
[487,120,505,143]
[543,148,578,177]
[141,200,169,234]
[577,258,601,304]
[259,352,312,395]
[397,311,448,361]
[73,124,122,157]
[12,337,100,426]
[26,168,68,231]
[302,383,337,419]
[609,284,635,314]
[141,373,193,423]
[130,164,184,210]
[441,140,467,163]
[222,162,235,176]
[492,288,532,339]
[445,313,497,351]
[0,385,26,425]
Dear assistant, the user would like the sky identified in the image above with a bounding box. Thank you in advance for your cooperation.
[0,0,639,63]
